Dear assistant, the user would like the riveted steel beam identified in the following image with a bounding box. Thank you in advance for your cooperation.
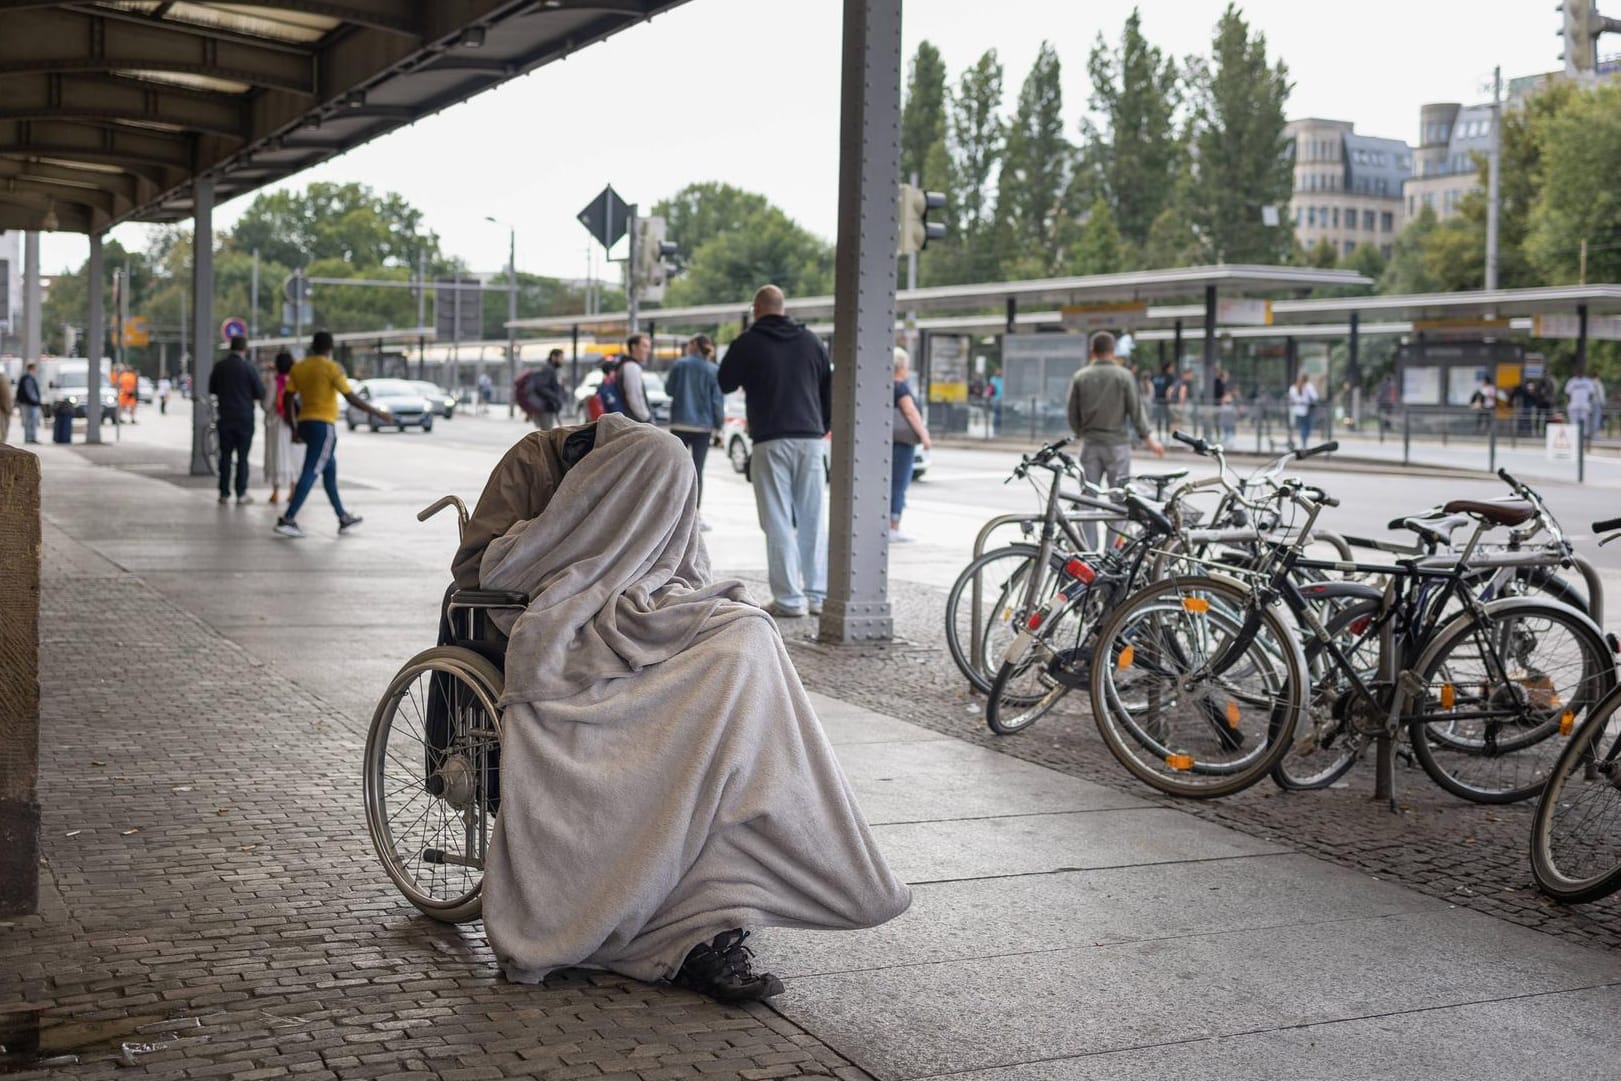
[0,8,317,95]
[0,72,247,139]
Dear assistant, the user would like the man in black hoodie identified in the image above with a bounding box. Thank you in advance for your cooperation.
[717,285,831,618]
[208,335,265,504]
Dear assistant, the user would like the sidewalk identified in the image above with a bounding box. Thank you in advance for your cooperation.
[5,442,1621,1079]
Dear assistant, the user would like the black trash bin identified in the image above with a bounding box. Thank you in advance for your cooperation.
[52,402,74,443]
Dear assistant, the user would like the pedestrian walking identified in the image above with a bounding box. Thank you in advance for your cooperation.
[1150,362,1175,439]
[665,334,725,526]
[0,367,13,445]
[516,349,567,429]
[477,371,493,415]
[263,352,296,505]
[157,375,172,415]
[890,346,931,541]
[1469,377,1498,432]
[717,284,831,618]
[1288,372,1319,448]
[1565,370,1602,447]
[208,336,265,505]
[15,361,42,443]
[1065,331,1164,550]
[118,365,139,424]
[274,331,392,539]
[618,334,654,423]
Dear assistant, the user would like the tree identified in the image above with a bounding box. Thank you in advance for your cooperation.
[227,182,439,270]
[1183,6,1294,264]
[1301,238,1338,269]
[943,49,1006,283]
[901,42,949,187]
[1528,80,1621,285]
[664,204,833,306]
[1379,205,1443,294]
[993,41,1070,278]
[1065,197,1126,276]
[1081,9,1182,251]
[651,182,771,277]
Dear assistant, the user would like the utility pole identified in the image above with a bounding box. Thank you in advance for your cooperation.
[506,232,517,417]
[1485,65,1502,291]
[626,203,640,335]
[250,249,259,338]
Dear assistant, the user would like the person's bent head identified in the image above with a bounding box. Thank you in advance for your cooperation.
[752,284,786,320]
[311,330,335,356]
[1089,331,1116,361]
[275,351,294,375]
[893,346,911,381]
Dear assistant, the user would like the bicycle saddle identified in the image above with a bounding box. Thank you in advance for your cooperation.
[1440,499,1536,527]
[1132,470,1190,498]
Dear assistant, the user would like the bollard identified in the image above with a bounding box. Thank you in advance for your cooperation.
[1579,419,1586,484]
[1488,418,1497,472]
[1402,408,1411,466]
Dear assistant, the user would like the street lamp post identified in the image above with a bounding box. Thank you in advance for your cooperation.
[486,216,517,418]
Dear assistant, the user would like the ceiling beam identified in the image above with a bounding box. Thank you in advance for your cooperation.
[0,72,247,139]
[0,8,317,95]
[0,175,120,216]
[0,196,99,233]
[0,157,150,207]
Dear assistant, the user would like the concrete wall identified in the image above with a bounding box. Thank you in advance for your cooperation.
[0,445,40,915]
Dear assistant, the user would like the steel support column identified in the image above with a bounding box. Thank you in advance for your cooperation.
[820,0,903,645]
[190,178,214,476]
[1202,285,1217,402]
[84,234,104,442]
[1173,320,1183,371]
[21,232,41,364]
[1577,303,1590,374]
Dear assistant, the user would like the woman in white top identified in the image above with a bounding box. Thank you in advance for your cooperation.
[1288,372,1319,449]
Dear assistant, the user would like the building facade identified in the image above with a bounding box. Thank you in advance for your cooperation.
[1284,118,1410,262]
[1402,102,1493,223]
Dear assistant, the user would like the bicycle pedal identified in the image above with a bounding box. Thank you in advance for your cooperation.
[1397,670,1426,699]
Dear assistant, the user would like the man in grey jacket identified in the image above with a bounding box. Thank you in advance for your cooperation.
[619,334,653,423]
[1066,331,1164,548]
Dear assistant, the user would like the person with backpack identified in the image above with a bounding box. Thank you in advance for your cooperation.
[517,350,568,429]
[587,359,625,421]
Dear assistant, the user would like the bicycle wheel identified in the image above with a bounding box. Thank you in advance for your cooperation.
[1408,599,1613,804]
[985,588,1097,735]
[203,425,219,475]
[945,544,1058,694]
[1530,684,1621,903]
[1272,601,1379,791]
[1089,576,1304,798]
[364,645,504,923]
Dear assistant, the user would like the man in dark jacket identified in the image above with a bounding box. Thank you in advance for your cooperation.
[520,350,567,429]
[16,361,43,444]
[717,285,831,618]
[208,335,265,504]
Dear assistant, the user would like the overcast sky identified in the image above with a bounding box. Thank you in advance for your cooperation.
[39,0,1567,283]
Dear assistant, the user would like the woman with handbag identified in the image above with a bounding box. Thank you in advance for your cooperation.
[890,346,931,542]
[264,351,297,504]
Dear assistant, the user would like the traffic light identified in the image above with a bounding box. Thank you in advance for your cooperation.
[634,215,680,302]
[1559,0,1621,73]
[898,184,947,255]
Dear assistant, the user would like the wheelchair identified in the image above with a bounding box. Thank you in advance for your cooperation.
[362,495,527,923]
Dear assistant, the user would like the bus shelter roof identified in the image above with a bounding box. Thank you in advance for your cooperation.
[1,1,693,233]
[505,265,1373,334]
[1154,284,1621,326]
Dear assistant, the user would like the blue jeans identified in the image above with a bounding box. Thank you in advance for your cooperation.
[1295,411,1312,448]
[890,442,916,521]
[22,404,40,442]
[218,423,253,498]
[285,420,349,521]
[750,437,827,610]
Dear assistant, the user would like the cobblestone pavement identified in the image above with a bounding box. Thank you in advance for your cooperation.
[766,576,1621,954]
[0,533,871,1080]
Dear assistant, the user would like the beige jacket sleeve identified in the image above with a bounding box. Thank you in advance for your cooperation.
[451,427,580,590]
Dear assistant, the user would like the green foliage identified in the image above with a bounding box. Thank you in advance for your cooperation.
[651,182,771,278]
[994,41,1070,277]
[1082,9,1182,251]
[1343,242,1387,283]
[943,49,1006,283]
[1378,205,1442,294]
[1183,5,1294,264]
[1302,238,1338,269]
[1065,197,1127,276]
[664,202,833,307]
[901,42,949,187]
[1527,80,1621,284]
[228,181,439,270]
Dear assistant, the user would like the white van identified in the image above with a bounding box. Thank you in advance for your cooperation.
[42,358,119,421]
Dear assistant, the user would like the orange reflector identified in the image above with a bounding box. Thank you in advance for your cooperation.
[1439,683,1456,709]
[1225,701,1241,728]
[1560,711,1575,736]
[999,607,1013,623]
[1166,754,1194,771]
[1117,645,1135,669]
[1183,597,1210,614]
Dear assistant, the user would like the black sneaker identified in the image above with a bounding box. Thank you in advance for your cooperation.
[338,513,363,532]
[671,929,784,1003]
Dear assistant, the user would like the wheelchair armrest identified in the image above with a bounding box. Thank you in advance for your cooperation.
[449,589,531,609]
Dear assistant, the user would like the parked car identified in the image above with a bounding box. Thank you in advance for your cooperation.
[722,393,928,480]
[44,360,119,422]
[345,378,433,432]
[571,367,672,424]
[409,380,457,418]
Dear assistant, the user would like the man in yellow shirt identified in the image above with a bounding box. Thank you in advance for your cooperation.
[274,330,393,539]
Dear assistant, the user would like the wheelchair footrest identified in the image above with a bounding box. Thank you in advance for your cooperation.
[449,589,530,608]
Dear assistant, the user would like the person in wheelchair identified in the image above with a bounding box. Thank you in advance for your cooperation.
[455,413,910,1002]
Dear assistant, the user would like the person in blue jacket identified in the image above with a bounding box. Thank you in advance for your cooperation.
[665,334,726,528]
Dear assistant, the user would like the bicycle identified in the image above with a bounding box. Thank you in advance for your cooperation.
[1089,434,1615,802]
[1529,514,1621,904]
[201,395,219,477]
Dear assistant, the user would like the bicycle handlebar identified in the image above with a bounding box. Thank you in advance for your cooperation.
[1595,517,1621,534]
[1295,440,1339,459]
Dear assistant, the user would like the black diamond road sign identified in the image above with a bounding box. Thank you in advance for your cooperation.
[578,184,631,251]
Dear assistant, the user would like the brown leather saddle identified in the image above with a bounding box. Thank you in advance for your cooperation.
[1440,499,1536,528]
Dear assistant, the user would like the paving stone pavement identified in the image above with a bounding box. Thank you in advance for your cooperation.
[0,531,872,1080]
[766,578,1621,954]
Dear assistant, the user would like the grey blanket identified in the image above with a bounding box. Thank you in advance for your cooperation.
[480,414,910,984]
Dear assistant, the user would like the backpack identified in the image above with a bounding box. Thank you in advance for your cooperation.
[595,374,625,416]
[513,371,536,415]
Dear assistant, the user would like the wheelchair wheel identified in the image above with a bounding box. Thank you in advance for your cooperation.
[364,646,504,923]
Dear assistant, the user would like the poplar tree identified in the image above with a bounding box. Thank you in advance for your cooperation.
[993,42,1071,279]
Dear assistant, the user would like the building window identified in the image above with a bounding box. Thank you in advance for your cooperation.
[1344,240,1356,257]
[1319,205,1329,227]
[1345,208,1357,231]
[1307,207,1316,227]
[1381,244,1393,260]
[1381,212,1395,232]
[1365,209,1376,231]
[1331,207,1340,228]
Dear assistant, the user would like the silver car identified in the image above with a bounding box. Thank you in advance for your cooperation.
[409,381,457,418]
[345,378,433,432]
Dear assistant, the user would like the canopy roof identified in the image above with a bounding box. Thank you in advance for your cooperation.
[0,1,692,233]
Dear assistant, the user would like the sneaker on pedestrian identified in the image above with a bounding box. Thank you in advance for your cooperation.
[765,600,808,619]
[236,494,254,505]
[338,513,363,533]
[671,929,784,1003]
[273,517,305,539]
[218,493,230,504]
[889,530,913,543]
[807,597,824,616]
